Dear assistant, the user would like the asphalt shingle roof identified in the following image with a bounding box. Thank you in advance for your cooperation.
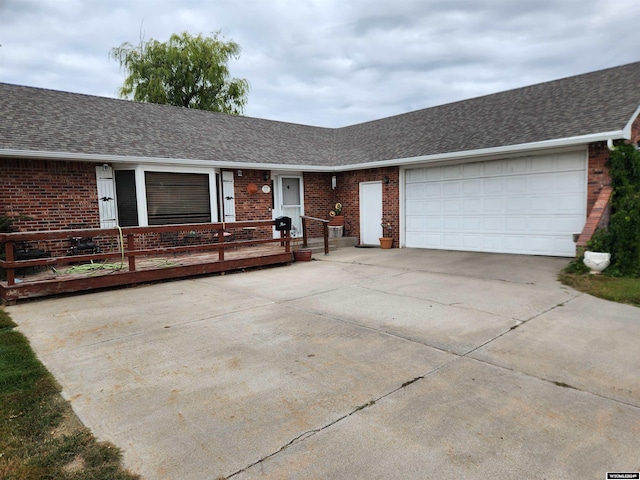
[1,61,639,168]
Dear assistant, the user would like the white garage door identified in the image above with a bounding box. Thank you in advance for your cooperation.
[404,151,586,256]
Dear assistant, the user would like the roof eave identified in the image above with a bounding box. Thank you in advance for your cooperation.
[0,128,630,172]
[623,104,640,138]
[333,130,629,171]
[0,149,333,172]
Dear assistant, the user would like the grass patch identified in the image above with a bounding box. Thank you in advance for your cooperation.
[0,307,139,480]
[559,272,640,307]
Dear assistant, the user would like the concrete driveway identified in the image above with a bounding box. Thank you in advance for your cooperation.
[7,248,640,479]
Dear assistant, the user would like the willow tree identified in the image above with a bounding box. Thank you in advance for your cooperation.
[110,32,249,114]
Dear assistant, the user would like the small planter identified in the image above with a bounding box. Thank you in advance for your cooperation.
[328,226,343,238]
[294,249,313,262]
[329,215,344,227]
[379,237,393,249]
[583,251,610,274]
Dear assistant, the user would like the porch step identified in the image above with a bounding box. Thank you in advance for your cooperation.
[301,236,358,254]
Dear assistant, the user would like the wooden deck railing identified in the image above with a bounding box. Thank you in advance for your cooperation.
[300,216,330,255]
[0,220,292,303]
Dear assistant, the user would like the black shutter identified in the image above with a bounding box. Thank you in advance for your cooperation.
[115,170,139,227]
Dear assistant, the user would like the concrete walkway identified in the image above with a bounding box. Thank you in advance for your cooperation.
[7,248,640,479]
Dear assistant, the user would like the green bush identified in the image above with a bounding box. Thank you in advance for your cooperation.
[604,144,640,277]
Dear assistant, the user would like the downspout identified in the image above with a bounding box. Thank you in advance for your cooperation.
[607,138,615,151]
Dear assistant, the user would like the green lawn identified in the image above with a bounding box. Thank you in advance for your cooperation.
[0,308,139,480]
[559,272,640,307]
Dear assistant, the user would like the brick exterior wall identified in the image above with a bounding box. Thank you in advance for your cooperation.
[302,172,334,238]
[587,142,613,216]
[224,169,273,221]
[1,158,100,231]
[331,167,400,246]
[587,112,640,217]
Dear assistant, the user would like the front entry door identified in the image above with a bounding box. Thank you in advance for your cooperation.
[273,175,303,237]
[359,181,382,245]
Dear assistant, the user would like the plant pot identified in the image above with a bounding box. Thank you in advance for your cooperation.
[328,226,343,238]
[379,237,393,249]
[294,249,313,262]
[328,215,344,227]
[583,251,610,274]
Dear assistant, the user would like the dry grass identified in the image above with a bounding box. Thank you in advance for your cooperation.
[559,272,640,307]
[0,307,140,479]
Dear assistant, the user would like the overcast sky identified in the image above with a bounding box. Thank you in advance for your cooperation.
[1,0,640,128]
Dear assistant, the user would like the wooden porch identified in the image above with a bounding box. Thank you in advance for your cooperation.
[0,221,294,304]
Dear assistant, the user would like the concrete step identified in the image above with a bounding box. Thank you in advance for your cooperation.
[297,236,358,254]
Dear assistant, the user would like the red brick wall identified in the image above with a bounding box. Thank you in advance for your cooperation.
[302,172,334,237]
[587,142,612,216]
[1,158,100,231]
[631,114,640,147]
[332,167,400,246]
[225,169,273,222]
[587,114,640,217]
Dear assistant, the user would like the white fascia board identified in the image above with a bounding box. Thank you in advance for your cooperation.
[0,148,330,172]
[623,104,640,138]
[332,130,627,171]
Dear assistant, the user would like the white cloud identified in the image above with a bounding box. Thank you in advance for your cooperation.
[1,0,639,127]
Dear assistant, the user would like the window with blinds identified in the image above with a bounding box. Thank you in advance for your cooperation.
[145,172,211,225]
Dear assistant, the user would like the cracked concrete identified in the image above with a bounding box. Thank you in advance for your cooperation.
[6,248,640,479]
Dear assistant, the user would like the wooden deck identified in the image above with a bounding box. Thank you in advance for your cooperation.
[1,221,294,303]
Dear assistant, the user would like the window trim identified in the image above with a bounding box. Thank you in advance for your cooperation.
[113,164,219,227]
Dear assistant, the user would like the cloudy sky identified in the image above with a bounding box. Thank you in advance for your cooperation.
[1,0,640,127]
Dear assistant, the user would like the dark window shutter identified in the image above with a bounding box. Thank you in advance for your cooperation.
[115,170,139,227]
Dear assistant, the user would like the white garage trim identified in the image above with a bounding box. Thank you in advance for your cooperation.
[402,150,587,257]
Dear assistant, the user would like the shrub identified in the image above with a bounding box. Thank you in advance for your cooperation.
[604,144,640,277]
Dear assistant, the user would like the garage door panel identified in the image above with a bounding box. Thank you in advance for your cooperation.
[506,158,528,173]
[505,197,527,213]
[556,195,585,212]
[443,200,461,212]
[555,171,584,191]
[405,183,425,197]
[483,160,504,176]
[463,163,483,177]
[405,151,586,256]
[443,165,463,179]
[406,168,426,182]
[483,198,503,212]
[483,177,504,193]
[442,181,461,195]
[506,176,528,192]
[463,179,482,194]
[406,200,425,215]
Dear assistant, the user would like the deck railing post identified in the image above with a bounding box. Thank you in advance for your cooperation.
[284,230,291,253]
[323,223,329,255]
[217,225,225,261]
[5,241,15,286]
[301,217,308,248]
[127,234,136,271]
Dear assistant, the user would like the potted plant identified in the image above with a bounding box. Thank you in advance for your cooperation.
[291,226,312,262]
[379,219,393,249]
[328,203,344,226]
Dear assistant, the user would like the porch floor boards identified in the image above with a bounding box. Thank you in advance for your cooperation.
[1,244,293,303]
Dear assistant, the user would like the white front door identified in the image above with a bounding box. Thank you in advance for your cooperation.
[359,181,383,245]
[96,165,117,228]
[273,175,303,237]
